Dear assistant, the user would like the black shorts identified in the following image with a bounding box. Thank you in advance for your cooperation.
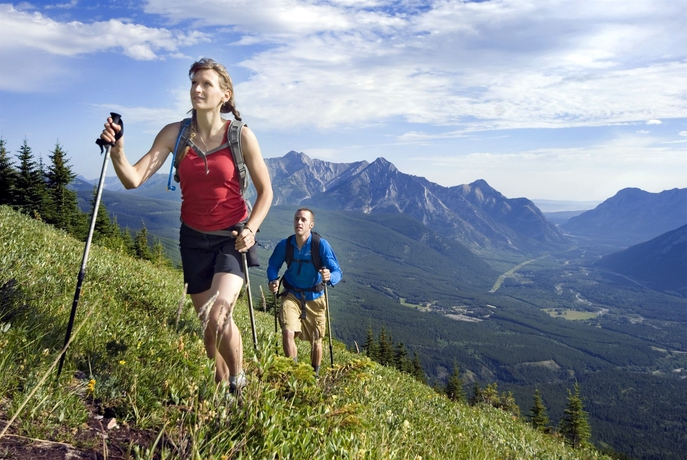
[179,224,260,295]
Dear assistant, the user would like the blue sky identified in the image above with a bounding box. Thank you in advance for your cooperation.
[0,0,685,202]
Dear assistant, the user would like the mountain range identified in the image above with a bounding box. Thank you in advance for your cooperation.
[75,152,687,260]
[595,224,687,294]
[563,187,687,246]
[266,151,567,253]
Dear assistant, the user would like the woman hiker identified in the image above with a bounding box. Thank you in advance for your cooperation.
[99,57,273,393]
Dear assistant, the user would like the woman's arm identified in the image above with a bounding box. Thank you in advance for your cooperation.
[100,117,180,189]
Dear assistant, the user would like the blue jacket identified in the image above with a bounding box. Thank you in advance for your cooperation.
[267,233,342,300]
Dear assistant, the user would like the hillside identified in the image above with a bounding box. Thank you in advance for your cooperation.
[0,206,607,459]
[595,224,687,294]
[563,187,687,246]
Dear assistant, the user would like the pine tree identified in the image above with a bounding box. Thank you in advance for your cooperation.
[120,226,136,256]
[529,388,550,432]
[378,327,394,366]
[44,141,80,232]
[0,138,18,206]
[559,383,591,449]
[411,351,425,384]
[445,361,466,403]
[14,139,47,218]
[134,225,153,260]
[150,238,173,267]
[394,342,409,372]
[363,326,378,361]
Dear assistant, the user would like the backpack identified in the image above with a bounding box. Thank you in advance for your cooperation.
[279,232,325,296]
[166,118,250,209]
[285,232,323,272]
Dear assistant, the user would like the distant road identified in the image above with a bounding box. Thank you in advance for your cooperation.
[489,256,547,293]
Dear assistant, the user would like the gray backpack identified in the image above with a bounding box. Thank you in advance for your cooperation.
[166,118,250,209]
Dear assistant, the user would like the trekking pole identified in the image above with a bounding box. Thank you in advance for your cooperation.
[273,291,279,355]
[241,252,258,350]
[324,284,334,367]
[57,113,122,378]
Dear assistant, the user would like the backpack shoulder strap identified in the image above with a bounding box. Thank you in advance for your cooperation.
[285,235,295,268]
[227,120,248,197]
[167,118,192,191]
[311,232,322,271]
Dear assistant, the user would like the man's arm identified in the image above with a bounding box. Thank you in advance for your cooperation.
[320,239,342,286]
[267,239,287,283]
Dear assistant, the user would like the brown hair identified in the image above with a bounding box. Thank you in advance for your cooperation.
[296,208,315,223]
[179,58,241,162]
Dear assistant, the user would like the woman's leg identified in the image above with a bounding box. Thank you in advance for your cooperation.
[191,272,244,383]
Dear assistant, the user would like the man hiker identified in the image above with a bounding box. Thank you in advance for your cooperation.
[267,208,342,375]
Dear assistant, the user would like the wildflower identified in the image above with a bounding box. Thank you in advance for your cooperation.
[403,419,411,431]
[87,379,96,394]
[119,360,126,365]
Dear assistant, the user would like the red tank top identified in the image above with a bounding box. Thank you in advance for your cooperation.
[178,126,248,231]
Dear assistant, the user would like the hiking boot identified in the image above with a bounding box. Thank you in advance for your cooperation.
[229,370,247,395]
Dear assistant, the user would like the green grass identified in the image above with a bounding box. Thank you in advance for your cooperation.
[0,206,609,459]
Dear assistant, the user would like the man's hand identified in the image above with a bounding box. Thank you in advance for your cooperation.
[320,268,331,283]
[269,280,279,294]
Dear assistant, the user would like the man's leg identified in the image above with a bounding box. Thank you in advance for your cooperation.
[311,338,323,374]
[282,329,299,359]
[280,294,303,362]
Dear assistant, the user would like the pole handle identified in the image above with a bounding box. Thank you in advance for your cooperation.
[95,112,123,153]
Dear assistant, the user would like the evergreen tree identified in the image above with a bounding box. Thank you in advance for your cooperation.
[445,361,466,403]
[14,139,47,218]
[378,327,394,366]
[394,342,410,373]
[411,351,425,384]
[0,138,18,206]
[363,326,378,361]
[559,383,591,449]
[120,226,136,256]
[95,201,114,240]
[134,225,153,260]
[529,388,550,432]
[150,238,173,267]
[44,141,80,232]
[470,382,520,416]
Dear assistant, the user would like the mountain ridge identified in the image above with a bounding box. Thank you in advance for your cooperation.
[595,224,687,294]
[266,151,568,254]
[563,187,687,245]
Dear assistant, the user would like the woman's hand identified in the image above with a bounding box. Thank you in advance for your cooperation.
[100,116,124,151]
[234,226,255,253]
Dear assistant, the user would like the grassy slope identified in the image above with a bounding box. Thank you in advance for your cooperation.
[0,206,607,459]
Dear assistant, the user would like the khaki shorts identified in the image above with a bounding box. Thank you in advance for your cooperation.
[279,292,327,343]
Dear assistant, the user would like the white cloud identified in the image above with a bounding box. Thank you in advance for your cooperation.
[45,0,78,9]
[1,0,686,133]
[0,5,209,59]
[144,0,683,131]
[406,134,687,200]
[680,131,687,136]
[647,119,663,125]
